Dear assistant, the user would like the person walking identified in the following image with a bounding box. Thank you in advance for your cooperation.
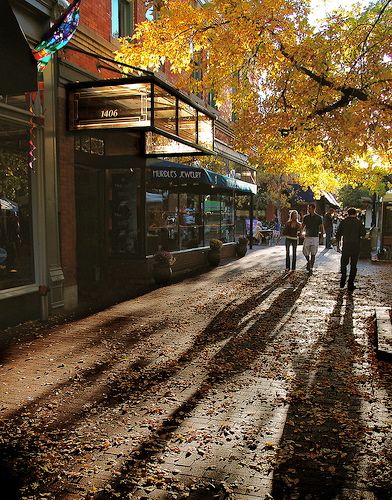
[272,217,282,245]
[323,207,335,249]
[335,207,366,292]
[282,210,302,270]
[302,203,324,272]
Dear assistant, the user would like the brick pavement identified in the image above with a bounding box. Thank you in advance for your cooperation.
[0,244,391,499]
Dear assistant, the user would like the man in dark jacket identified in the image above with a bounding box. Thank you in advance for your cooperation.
[336,207,366,292]
[323,207,335,249]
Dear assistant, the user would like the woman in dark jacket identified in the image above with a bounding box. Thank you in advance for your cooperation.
[283,210,302,270]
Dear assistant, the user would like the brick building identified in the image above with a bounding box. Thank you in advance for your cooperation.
[0,0,257,327]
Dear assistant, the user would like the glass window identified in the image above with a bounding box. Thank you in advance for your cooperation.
[221,194,234,243]
[204,194,221,244]
[178,100,197,143]
[153,86,177,134]
[112,0,134,38]
[383,203,392,236]
[197,111,214,150]
[72,82,151,130]
[235,195,250,240]
[0,118,34,290]
[145,131,200,155]
[178,193,203,250]
[145,0,162,21]
[108,169,140,255]
[146,190,179,254]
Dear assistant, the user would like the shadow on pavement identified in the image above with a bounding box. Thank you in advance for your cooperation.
[271,291,364,498]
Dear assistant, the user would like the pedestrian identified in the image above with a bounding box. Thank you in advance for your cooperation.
[282,210,302,271]
[335,207,366,292]
[302,203,324,272]
[272,217,281,245]
[323,207,335,249]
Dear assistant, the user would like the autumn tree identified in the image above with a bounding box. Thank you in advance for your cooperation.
[116,0,392,192]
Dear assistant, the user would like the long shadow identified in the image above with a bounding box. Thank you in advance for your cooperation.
[271,290,365,498]
[0,316,171,498]
[89,273,309,498]
[0,271,307,498]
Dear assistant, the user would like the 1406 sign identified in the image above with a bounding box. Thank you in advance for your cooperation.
[101,109,118,118]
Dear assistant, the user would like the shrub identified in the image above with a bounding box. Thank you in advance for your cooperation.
[237,236,248,246]
[153,250,176,266]
[209,239,223,250]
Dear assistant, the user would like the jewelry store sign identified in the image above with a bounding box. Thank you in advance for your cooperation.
[151,168,203,181]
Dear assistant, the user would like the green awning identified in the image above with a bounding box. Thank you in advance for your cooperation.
[147,160,257,195]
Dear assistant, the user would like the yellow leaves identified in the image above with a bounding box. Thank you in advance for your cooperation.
[114,0,391,192]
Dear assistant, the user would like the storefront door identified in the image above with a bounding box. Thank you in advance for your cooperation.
[75,166,105,291]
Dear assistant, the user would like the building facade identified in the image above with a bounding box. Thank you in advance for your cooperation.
[0,0,256,327]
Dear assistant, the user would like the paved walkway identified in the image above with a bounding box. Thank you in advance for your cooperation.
[0,245,391,499]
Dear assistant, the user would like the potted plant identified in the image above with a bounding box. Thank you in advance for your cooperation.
[208,238,223,266]
[152,250,176,285]
[236,236,248,258]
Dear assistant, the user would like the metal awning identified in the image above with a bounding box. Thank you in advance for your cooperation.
[67,75,216,156]
[321,190,340,207]
[147,160,257,195]
[0,0,37,95]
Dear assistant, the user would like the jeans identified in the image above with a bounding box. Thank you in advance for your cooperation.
[341,247,359,286]
[325,228,333,248]
[285,238,298,270]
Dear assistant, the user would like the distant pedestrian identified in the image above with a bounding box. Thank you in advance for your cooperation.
[272,218,281,245]
[336,207,366,292]
[323,207,336,249]
[282,210,302,271]
[302,203,324,272]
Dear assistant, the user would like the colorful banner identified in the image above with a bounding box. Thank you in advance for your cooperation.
[32,0,81,71]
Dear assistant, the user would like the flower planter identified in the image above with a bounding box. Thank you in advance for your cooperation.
[208,249,221,266]
[236,244,247,258]
[152,264,172,285]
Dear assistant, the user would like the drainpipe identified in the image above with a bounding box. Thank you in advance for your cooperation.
[249,193,254,249]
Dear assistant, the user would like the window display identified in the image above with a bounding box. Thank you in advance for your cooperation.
[204,194,221,244]
[0,119,34,290]
[221,194,234,243]
[109,170,140,255]
[178,193,203,250]
[145,189,244,254]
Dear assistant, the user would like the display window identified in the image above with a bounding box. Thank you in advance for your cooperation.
[204,194,221,244]
[221,194,234,243]
[0,118,35,290]
[146,190,179,254]
[108,169,140,255]
[145,189,249,254]
[178,193,203,250]
[235,195,250,239]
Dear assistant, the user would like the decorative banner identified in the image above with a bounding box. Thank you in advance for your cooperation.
[26,91,37,170]
[25,74,44,170]
[32,0,81,71]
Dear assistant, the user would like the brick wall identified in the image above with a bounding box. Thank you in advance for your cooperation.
[57,87,77,287]
[80,0,111,40]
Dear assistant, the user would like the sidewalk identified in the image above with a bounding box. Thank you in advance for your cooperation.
[0,245,391,499]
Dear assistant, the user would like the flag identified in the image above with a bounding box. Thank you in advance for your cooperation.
[32,0,81,71]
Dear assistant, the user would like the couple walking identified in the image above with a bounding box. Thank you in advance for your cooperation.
[283,203,322,271]
[283,204,366,292]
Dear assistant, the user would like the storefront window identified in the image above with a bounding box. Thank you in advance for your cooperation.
[0,118,34,290]
[146,189,178,254]
[178,100,197,143]
[204,194,221,244]
[235,195,250,239]
[145,189,244,254]
[154,86,176,134]
[178,193,203,250]
[108,169,140,255]
[221,194,234,243]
